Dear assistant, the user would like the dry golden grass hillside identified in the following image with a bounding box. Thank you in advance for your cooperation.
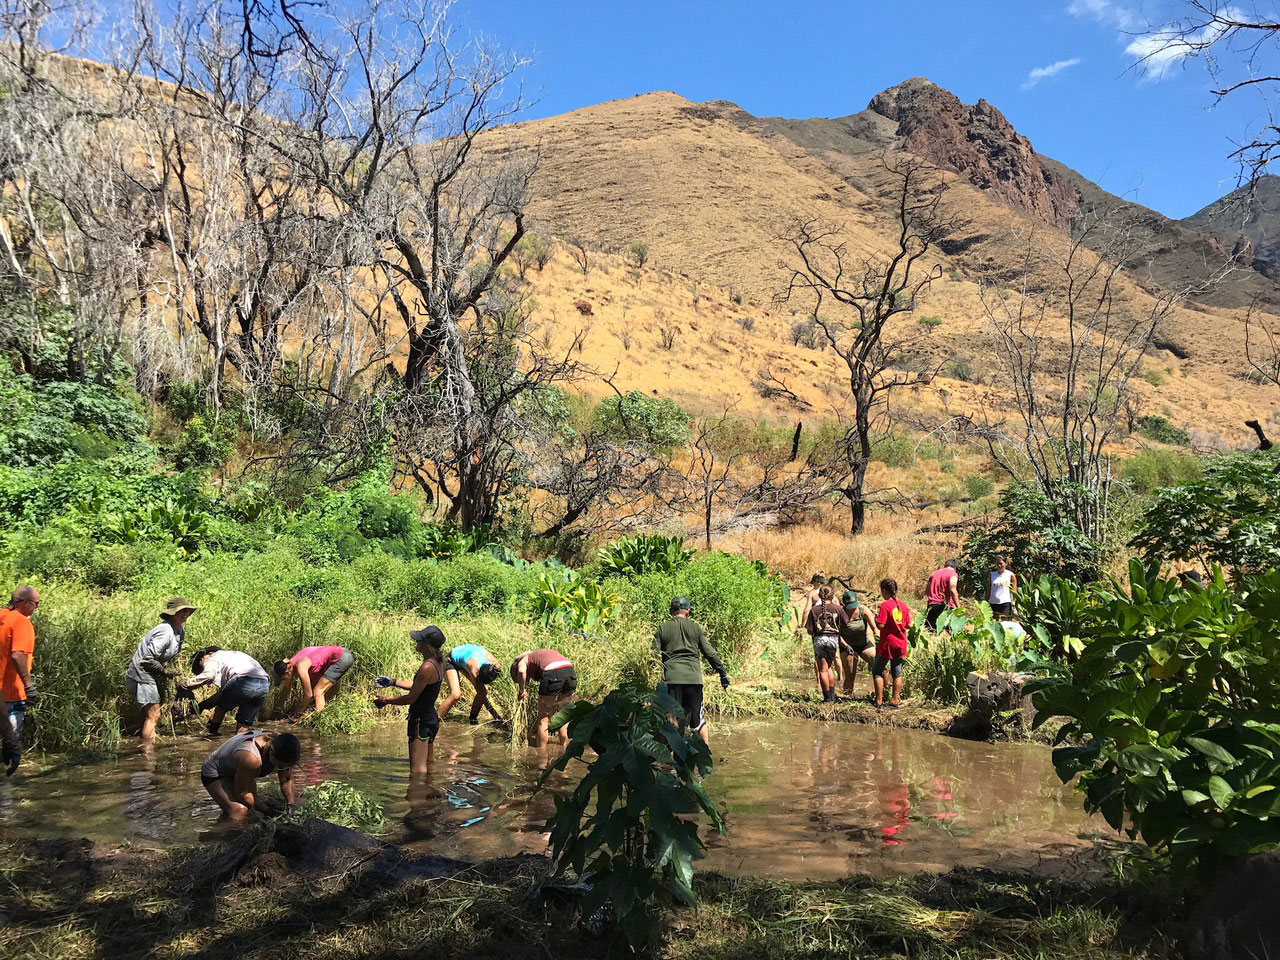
[486,89,1280,450]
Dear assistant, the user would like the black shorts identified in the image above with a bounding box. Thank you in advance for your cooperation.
[989,602,1012,615]
[925,603,947,630]
[539,667,578,699]
[408,712,440,742]
[665,683,706,732]
[841,630,872,655]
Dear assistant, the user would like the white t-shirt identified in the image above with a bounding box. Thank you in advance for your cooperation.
[989,569,1015,605]
[188,650,269,688]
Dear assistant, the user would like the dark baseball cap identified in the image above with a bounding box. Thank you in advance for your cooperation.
[670,596,692,613]
[842,590,860,611]
[410,626,446,648]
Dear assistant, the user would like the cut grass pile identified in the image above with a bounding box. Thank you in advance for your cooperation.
[0,836,1177,960]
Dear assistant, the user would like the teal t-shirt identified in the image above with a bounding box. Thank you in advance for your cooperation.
[448,644,493,671]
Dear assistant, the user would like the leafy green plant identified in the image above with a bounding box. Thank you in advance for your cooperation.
[540,683,725,952]
[594,392,691,453]
[1119,448,1202,495]
[1136,414,1189,446]
[1131,451,1280,578]
[597,535,693,578]
[295,780,386,831]
[907,626,974,703]
[1029,561,1280,877]
[917,314,943,331]
[1014,574,1092,660]
[529,569,620,631]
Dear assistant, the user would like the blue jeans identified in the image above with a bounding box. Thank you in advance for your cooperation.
[216,676,269,728]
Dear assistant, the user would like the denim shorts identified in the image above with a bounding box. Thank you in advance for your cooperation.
[873,655,906,679]
[322,649,356,683]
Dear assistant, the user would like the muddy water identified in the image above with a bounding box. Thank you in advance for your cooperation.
[0,718,1103,880]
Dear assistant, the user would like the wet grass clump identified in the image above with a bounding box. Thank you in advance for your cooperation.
[294,781,386,832]
[0,837,1177,960]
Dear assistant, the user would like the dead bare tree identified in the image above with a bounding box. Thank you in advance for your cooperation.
[980,204,1227,542]
[779,156,959,533]
[567,236,590,277]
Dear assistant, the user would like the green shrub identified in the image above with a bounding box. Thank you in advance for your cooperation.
[917,314,943,331]
[964,474,995,500]
[540,683,723,952]
[1120,448,1202,495]
[1030,561,1280,877]
[1131,451,1280,577]
[1136,414,1189,446]
[871,433,914,468]
[907,631,974,703]
[528,568,620,631]
[170,414,237,470]
[598,535,693,578]
[1140,369,1166,387]
[594,392,690,452]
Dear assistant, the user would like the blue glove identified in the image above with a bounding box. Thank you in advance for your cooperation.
[375,676,395,689]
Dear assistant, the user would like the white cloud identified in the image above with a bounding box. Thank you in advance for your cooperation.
[1067,0,1139,31]
[1023,57,1083,89]
[1125,7,1244,81]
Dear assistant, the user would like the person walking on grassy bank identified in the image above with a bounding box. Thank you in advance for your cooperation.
[511,648,577,748]
[200,730,300,821]
[805,585,848,703]
[0,586,39,746]
[925,561,960,631]
[436,643,504,725]
[374,627,447,776]
[653,597,731,745]
[181,647,272,736]
[272,645,356,717]
[838,590,877,698]
[988,556,1018,615]
[127,597,196,741]
[874,579,911,708]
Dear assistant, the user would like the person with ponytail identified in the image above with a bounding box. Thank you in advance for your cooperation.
[373,627,447,775]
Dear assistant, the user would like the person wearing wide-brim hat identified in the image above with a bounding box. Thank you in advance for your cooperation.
[126,597,198,741]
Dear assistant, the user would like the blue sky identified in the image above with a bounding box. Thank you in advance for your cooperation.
[455,0,1272,219]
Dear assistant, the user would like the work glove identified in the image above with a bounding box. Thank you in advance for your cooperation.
[374,675,395,689]
[22,683,39,705]
[720,674,732,690]
[2,740,18,776]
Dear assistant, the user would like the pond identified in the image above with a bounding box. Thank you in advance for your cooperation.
[0,717,1106,880]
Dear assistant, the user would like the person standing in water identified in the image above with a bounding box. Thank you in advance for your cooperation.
[0,586,39,746]
[988,556,1018,615]
[127,597,197,741]
[924,561,960,631]
[180,647,272,735]
[200,730,300,820]
[805,584,848,703]
[874,579,912,708]
[272,644,356,716]
[433,643,504,725]
[510,648,577,748]
[374,627,446,775]
[653,597,731,745]
[838,590,877,698]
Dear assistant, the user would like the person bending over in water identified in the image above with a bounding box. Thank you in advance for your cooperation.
[510,648,577,748]
[200,730,300,821]
[433,643,504,725]
[874,579,912,708]
[805,585,848,703]
[374,627,446,775]
[272,644,356,717]
[838,590,878,697]
[653,597,731,745]
[181,647,271,736]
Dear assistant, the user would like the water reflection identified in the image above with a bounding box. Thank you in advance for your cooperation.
[0,718,1102,880]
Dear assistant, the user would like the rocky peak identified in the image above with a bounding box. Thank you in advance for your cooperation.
[868,79,1080,229]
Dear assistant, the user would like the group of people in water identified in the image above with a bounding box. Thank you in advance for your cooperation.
[799,556,1021,707]
[0,557,1019,821]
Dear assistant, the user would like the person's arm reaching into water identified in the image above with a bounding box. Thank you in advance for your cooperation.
[278,764,296,808]
[514,656,530,702]
[436,667,463,719]
[233,749,264,812]
[294,657,316,709]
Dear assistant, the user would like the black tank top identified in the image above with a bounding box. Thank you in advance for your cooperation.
[408,659,443,717]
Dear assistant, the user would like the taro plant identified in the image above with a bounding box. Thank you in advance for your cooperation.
[597,534,694,579]
[540,683,725,953]
[529,569,620,631]
[1029,560,1280,877]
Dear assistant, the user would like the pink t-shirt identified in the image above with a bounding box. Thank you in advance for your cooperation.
[292,645,345,682]
[927,567,958,607]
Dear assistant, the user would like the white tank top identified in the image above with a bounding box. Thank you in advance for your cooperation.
[989,569,1014,605]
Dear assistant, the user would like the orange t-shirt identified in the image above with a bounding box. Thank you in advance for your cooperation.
[0,608,36,702]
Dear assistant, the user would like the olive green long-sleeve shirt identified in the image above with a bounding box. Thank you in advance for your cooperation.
[653,617,726,685]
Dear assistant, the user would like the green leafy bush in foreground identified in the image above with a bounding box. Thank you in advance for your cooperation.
[540,683,724,952]
[1030,560,1280,877]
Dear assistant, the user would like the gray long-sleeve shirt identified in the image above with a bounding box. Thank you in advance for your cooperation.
[126,622,185,683]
